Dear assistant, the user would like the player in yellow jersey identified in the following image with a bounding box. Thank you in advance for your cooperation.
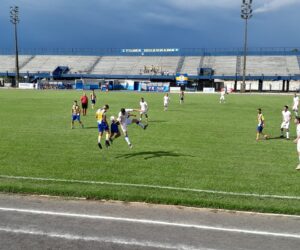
[71,100,84,129]
[90,89,96,110]
[96,104,110,149]
[256,108,268,141]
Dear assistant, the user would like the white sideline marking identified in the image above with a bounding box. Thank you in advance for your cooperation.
[0,207,300,239]
[0,227,203,250]
[1,174,300,201]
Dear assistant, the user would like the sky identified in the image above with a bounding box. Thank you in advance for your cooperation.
[0,0,300,51]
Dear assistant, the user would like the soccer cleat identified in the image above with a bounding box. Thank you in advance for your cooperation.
[280,135,284,138]
[109,138,113,144]
[144,124,148,130]
[98,143,102,149]
[296,165,300,170]
[129,144,133,149]
[105,140,110,148]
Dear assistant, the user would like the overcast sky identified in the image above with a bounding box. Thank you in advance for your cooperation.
[0,0,299,50]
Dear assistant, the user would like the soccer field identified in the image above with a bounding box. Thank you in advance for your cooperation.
[0,89,299,214]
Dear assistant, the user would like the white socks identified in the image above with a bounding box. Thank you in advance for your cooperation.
[125,136,131,145]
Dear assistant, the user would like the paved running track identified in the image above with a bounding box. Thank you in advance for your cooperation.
[0,193,299,250]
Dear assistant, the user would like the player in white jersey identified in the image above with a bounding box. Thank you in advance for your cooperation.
[139,97,149,122]
[220,88,226,104]
[280,105,291,139]
[163,93,170,111]
[292,93,299,116]
[293,117,300,170]
[117,108,148,148]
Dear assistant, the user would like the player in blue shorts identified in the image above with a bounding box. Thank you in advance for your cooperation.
[96,104,110,149]
[71,100,84,129]
[109,116,121,143]
[256,108,268,141]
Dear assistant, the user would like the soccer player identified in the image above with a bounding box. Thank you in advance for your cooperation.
[71,100,84,129]
[179,91,184,104]
[292,93,299,116]
[90,90,97,110]
[117,108,148,148]
[220,88,226,104]
[293,117,300,170]
[163,93,170,111]
[139,97,149,122]
[109,116,121,143]
[80,93,88,116]
[256,108,267,141]
[96,104,110,149]
[280,105,292,139]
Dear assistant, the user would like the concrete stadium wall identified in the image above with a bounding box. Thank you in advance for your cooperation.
[224,81,300,92]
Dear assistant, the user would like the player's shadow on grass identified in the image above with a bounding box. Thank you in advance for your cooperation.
[116,150,194,160]
[267,136,296,140]
[83,126,98,129]
[148,120,167,123]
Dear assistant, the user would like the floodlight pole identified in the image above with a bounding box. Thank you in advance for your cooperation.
[10,6,20,88]
[241,0,252,93]
[242,18,248,93]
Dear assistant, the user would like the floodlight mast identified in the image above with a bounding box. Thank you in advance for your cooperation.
[10,6,20,88]
[241,0,253,93]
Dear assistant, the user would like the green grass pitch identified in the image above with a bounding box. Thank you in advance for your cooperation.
[0,89,299,214]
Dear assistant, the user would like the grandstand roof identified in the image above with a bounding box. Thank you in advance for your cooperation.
[0,47,300,56]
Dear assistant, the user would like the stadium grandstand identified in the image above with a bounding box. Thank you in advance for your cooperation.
[1,47,300,92]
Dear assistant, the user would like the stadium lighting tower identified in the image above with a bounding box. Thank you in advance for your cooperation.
[10,6,20,87]
[241,0,253,93]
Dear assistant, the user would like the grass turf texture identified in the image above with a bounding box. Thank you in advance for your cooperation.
[0,89,299,214]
